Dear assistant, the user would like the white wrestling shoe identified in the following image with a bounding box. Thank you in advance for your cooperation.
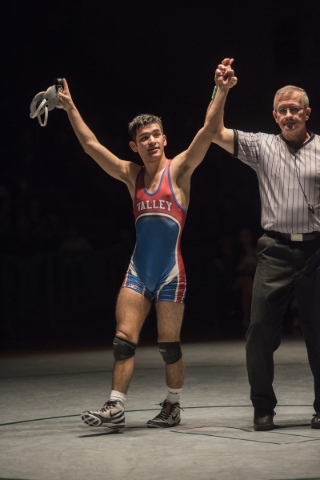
[81,400,125,430]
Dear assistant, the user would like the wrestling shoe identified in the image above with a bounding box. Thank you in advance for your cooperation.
[147,400,181,428]
[253,409,275,431]
[81,400,125,430]
[311,412,320,429]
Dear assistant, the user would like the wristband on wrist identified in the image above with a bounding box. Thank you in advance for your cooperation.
[211,86,217,100]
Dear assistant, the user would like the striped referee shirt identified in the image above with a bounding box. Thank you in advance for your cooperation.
[234,130,320,233]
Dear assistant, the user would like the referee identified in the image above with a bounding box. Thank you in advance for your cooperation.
[210,58,320,431]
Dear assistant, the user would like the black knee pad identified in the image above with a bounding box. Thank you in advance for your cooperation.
[113,336,137,361]
[158,342,182,364]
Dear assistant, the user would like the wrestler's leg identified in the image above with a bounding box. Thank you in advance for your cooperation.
[112,287,151,393]
[146,301,185,427]
[156,301,185,389]
[80,287,151,429]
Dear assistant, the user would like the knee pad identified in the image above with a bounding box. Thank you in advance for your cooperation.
[158,342,182,364]
[113,336,137,361]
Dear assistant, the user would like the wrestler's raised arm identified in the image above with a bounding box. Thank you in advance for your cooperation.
[58,79,139,191]
[170,58,237,190]
[210,58,237,154]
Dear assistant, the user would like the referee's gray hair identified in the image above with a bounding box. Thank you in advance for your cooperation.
[273,85,309,110]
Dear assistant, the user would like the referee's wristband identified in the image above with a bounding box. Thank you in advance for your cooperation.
[211,86,217,100]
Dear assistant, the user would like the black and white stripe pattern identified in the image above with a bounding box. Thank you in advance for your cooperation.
[234,130,320,233]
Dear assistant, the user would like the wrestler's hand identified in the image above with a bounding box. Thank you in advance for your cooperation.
[215,58,237,90]
[58,78,75,111]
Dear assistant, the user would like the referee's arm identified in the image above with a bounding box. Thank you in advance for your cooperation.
[210,87,235,154]
[210,59,236,155]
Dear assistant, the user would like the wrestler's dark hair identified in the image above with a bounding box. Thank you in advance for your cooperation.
[128,114,163,141]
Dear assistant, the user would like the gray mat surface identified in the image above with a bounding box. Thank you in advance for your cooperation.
[1,339,319,480]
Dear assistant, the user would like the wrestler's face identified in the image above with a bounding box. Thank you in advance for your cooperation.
[273,91,311,139]
[129,123,167,161]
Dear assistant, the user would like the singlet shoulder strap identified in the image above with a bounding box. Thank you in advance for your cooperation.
[164,159,172,172]
[135,166,145,189]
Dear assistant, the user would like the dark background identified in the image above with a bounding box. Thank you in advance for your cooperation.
[1,0,320,353]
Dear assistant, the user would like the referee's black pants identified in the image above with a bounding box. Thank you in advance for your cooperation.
[246,232,320,413]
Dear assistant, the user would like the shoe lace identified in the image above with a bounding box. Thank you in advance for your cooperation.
[101,400,118,412]
[155,401,183,420]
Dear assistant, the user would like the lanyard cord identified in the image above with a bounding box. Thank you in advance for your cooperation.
[293,152,315,214]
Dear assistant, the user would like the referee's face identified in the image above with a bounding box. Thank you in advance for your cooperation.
[273,91,311,139]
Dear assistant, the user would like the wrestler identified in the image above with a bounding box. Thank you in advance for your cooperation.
[57,64,237,430]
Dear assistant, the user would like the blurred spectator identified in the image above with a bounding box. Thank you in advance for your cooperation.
[213,233,238,281]
[232,227,258,330]
[43,212,63,252]
[0,196,14,251]
[0,184,11,200]
[109,227,135,290]
[212,233,240,326]
[59,224,93,309]
[15,178,33,217]
[29,198,47,247]
[60,224,92,251]
[11,214,36,257]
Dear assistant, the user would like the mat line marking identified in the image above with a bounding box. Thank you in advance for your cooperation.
[0,404,315,427]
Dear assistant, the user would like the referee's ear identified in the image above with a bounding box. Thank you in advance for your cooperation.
[305,107,311,120]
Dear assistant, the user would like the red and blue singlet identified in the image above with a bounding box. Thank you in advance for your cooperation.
[122,159,187,303]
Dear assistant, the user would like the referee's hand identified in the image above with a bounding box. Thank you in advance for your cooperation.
[215,58,237,90]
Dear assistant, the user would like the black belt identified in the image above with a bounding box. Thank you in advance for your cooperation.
[265,230,320,242]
